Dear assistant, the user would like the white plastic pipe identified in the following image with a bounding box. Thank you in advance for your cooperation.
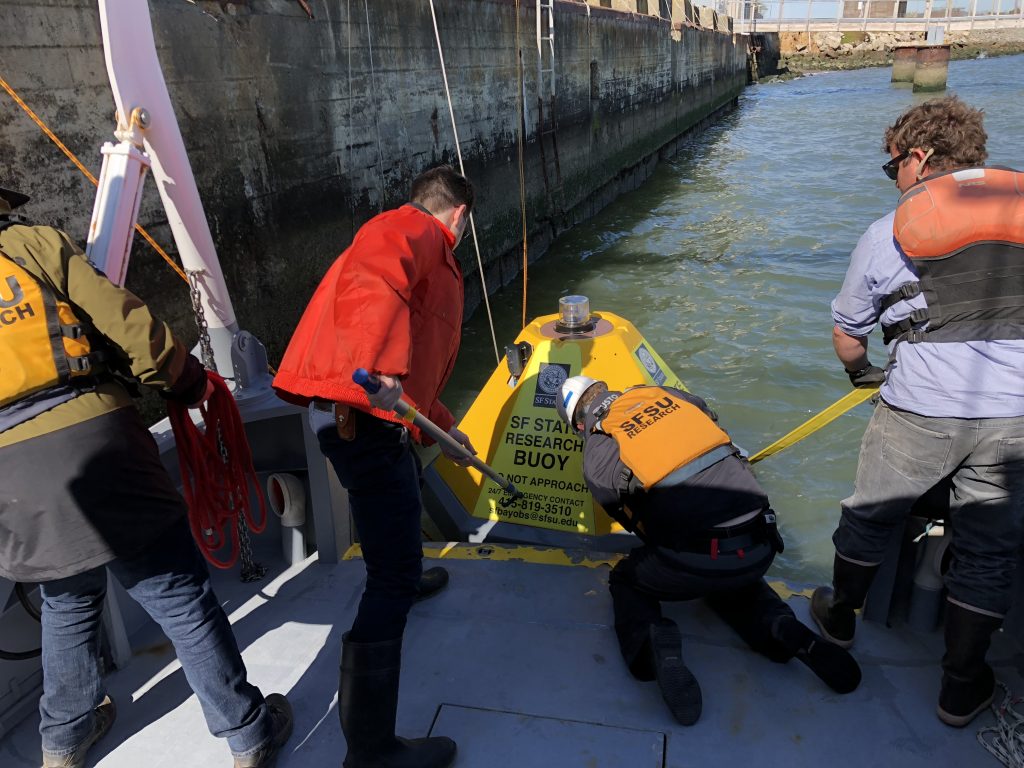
[268,473,307,528]
[913,527,950,593]
[267,473,307,565]
[908,526,951,632]
[97,0,238,373]
[86,140,150,287]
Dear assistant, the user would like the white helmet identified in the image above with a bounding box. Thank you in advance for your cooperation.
[557,375,600,434]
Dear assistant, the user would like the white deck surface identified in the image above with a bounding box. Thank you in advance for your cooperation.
[2,543,1021,767]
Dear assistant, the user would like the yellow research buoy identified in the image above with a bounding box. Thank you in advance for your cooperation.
[423,296,687,552]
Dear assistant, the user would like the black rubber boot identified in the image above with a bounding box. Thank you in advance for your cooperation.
[414,567,449,603]
[773,616,862,694]
[339,633,456,768]
[810,555,879,649]
[649,619,702,726]
[937,602,1002,728]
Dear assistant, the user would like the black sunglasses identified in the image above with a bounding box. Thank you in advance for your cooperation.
[882,151,909,181]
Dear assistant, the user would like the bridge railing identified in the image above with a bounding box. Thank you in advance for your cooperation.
[729,0,1024,33]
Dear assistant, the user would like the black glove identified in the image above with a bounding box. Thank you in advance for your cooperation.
[161,354,209,404]
[846,364,885,388]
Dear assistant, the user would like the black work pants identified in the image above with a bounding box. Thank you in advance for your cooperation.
[609,540,795,679]
[316,409,425,643]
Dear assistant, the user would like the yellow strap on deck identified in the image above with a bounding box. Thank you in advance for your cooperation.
[749,385,879,464]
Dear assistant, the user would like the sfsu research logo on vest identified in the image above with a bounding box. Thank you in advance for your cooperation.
[0,273,35,325]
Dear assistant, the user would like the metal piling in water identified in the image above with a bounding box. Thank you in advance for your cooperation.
[890,43,951,92]
[913,44,952,92]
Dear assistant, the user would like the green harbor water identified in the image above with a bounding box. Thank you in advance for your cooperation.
[446,55,1024,584]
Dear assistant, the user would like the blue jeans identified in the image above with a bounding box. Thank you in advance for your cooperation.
[313,407,424,643]
[834,400,1024,616]
[38,518,272,758]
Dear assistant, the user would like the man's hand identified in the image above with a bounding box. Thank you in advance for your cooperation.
[846,364,886,388]
[367,374,403,412]
[188,378,216,408]
[442,426,477,466]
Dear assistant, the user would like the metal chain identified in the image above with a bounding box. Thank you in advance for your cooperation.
[186,270,265,582]
[237,515,266,582]
[187,271,217,371]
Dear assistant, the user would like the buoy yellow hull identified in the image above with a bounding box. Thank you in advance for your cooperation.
[429,310,685,547]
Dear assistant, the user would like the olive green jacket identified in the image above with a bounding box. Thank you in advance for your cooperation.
[0,221,192,448]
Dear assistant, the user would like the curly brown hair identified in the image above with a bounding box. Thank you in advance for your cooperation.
[883,96,988,172]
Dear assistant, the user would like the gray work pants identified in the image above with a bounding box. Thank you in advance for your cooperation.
[833,400,1024,617]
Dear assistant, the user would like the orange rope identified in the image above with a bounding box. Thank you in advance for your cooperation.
[0,73,188,283]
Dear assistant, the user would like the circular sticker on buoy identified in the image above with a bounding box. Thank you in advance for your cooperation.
[538,363,568,395]
[638,346,658,373]
[635,343,667,385]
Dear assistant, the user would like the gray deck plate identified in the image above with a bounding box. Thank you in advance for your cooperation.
[429,705,665,767]
[1,543,1021,767]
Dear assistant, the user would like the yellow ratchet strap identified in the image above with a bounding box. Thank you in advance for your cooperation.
[749,385,879,464]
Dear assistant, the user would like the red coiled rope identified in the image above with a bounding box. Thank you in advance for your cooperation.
[168,372,267,569]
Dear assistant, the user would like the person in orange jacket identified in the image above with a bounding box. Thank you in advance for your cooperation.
[273,165,475,768]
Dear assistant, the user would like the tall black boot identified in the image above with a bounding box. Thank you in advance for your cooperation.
[810,555,879,649]
[339,633,456,768]
[772,616,862,694]
[937,602,1002,728]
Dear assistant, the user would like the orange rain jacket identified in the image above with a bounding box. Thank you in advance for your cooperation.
[273,204,463,442]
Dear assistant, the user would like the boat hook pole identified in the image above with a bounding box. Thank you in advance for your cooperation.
[353,369,523,506]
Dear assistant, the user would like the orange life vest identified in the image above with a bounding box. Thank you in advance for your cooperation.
[884,166,1024,345]
[597,387,735,489]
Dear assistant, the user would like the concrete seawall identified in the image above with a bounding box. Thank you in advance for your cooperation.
[0,0,747,361]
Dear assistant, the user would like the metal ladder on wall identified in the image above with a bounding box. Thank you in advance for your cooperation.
[536,0,564,223]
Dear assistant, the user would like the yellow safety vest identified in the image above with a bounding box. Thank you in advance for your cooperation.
[599,387,735,489]
[0,252,97,422]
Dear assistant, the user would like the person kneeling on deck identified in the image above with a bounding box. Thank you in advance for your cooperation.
[273,165,475,768]
[812,96,1024,728]
[0,188,292,768]
[556,376,862,725]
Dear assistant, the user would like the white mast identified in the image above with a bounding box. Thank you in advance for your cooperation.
[93,0,238,375]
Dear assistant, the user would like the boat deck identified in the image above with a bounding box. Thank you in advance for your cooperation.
[2,543,1020,767]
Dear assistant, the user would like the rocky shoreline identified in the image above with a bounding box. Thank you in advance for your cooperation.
[771,28,1024,77]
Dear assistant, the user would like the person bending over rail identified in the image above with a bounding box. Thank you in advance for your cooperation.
[0,187,292,768]
[556,375,861,725]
